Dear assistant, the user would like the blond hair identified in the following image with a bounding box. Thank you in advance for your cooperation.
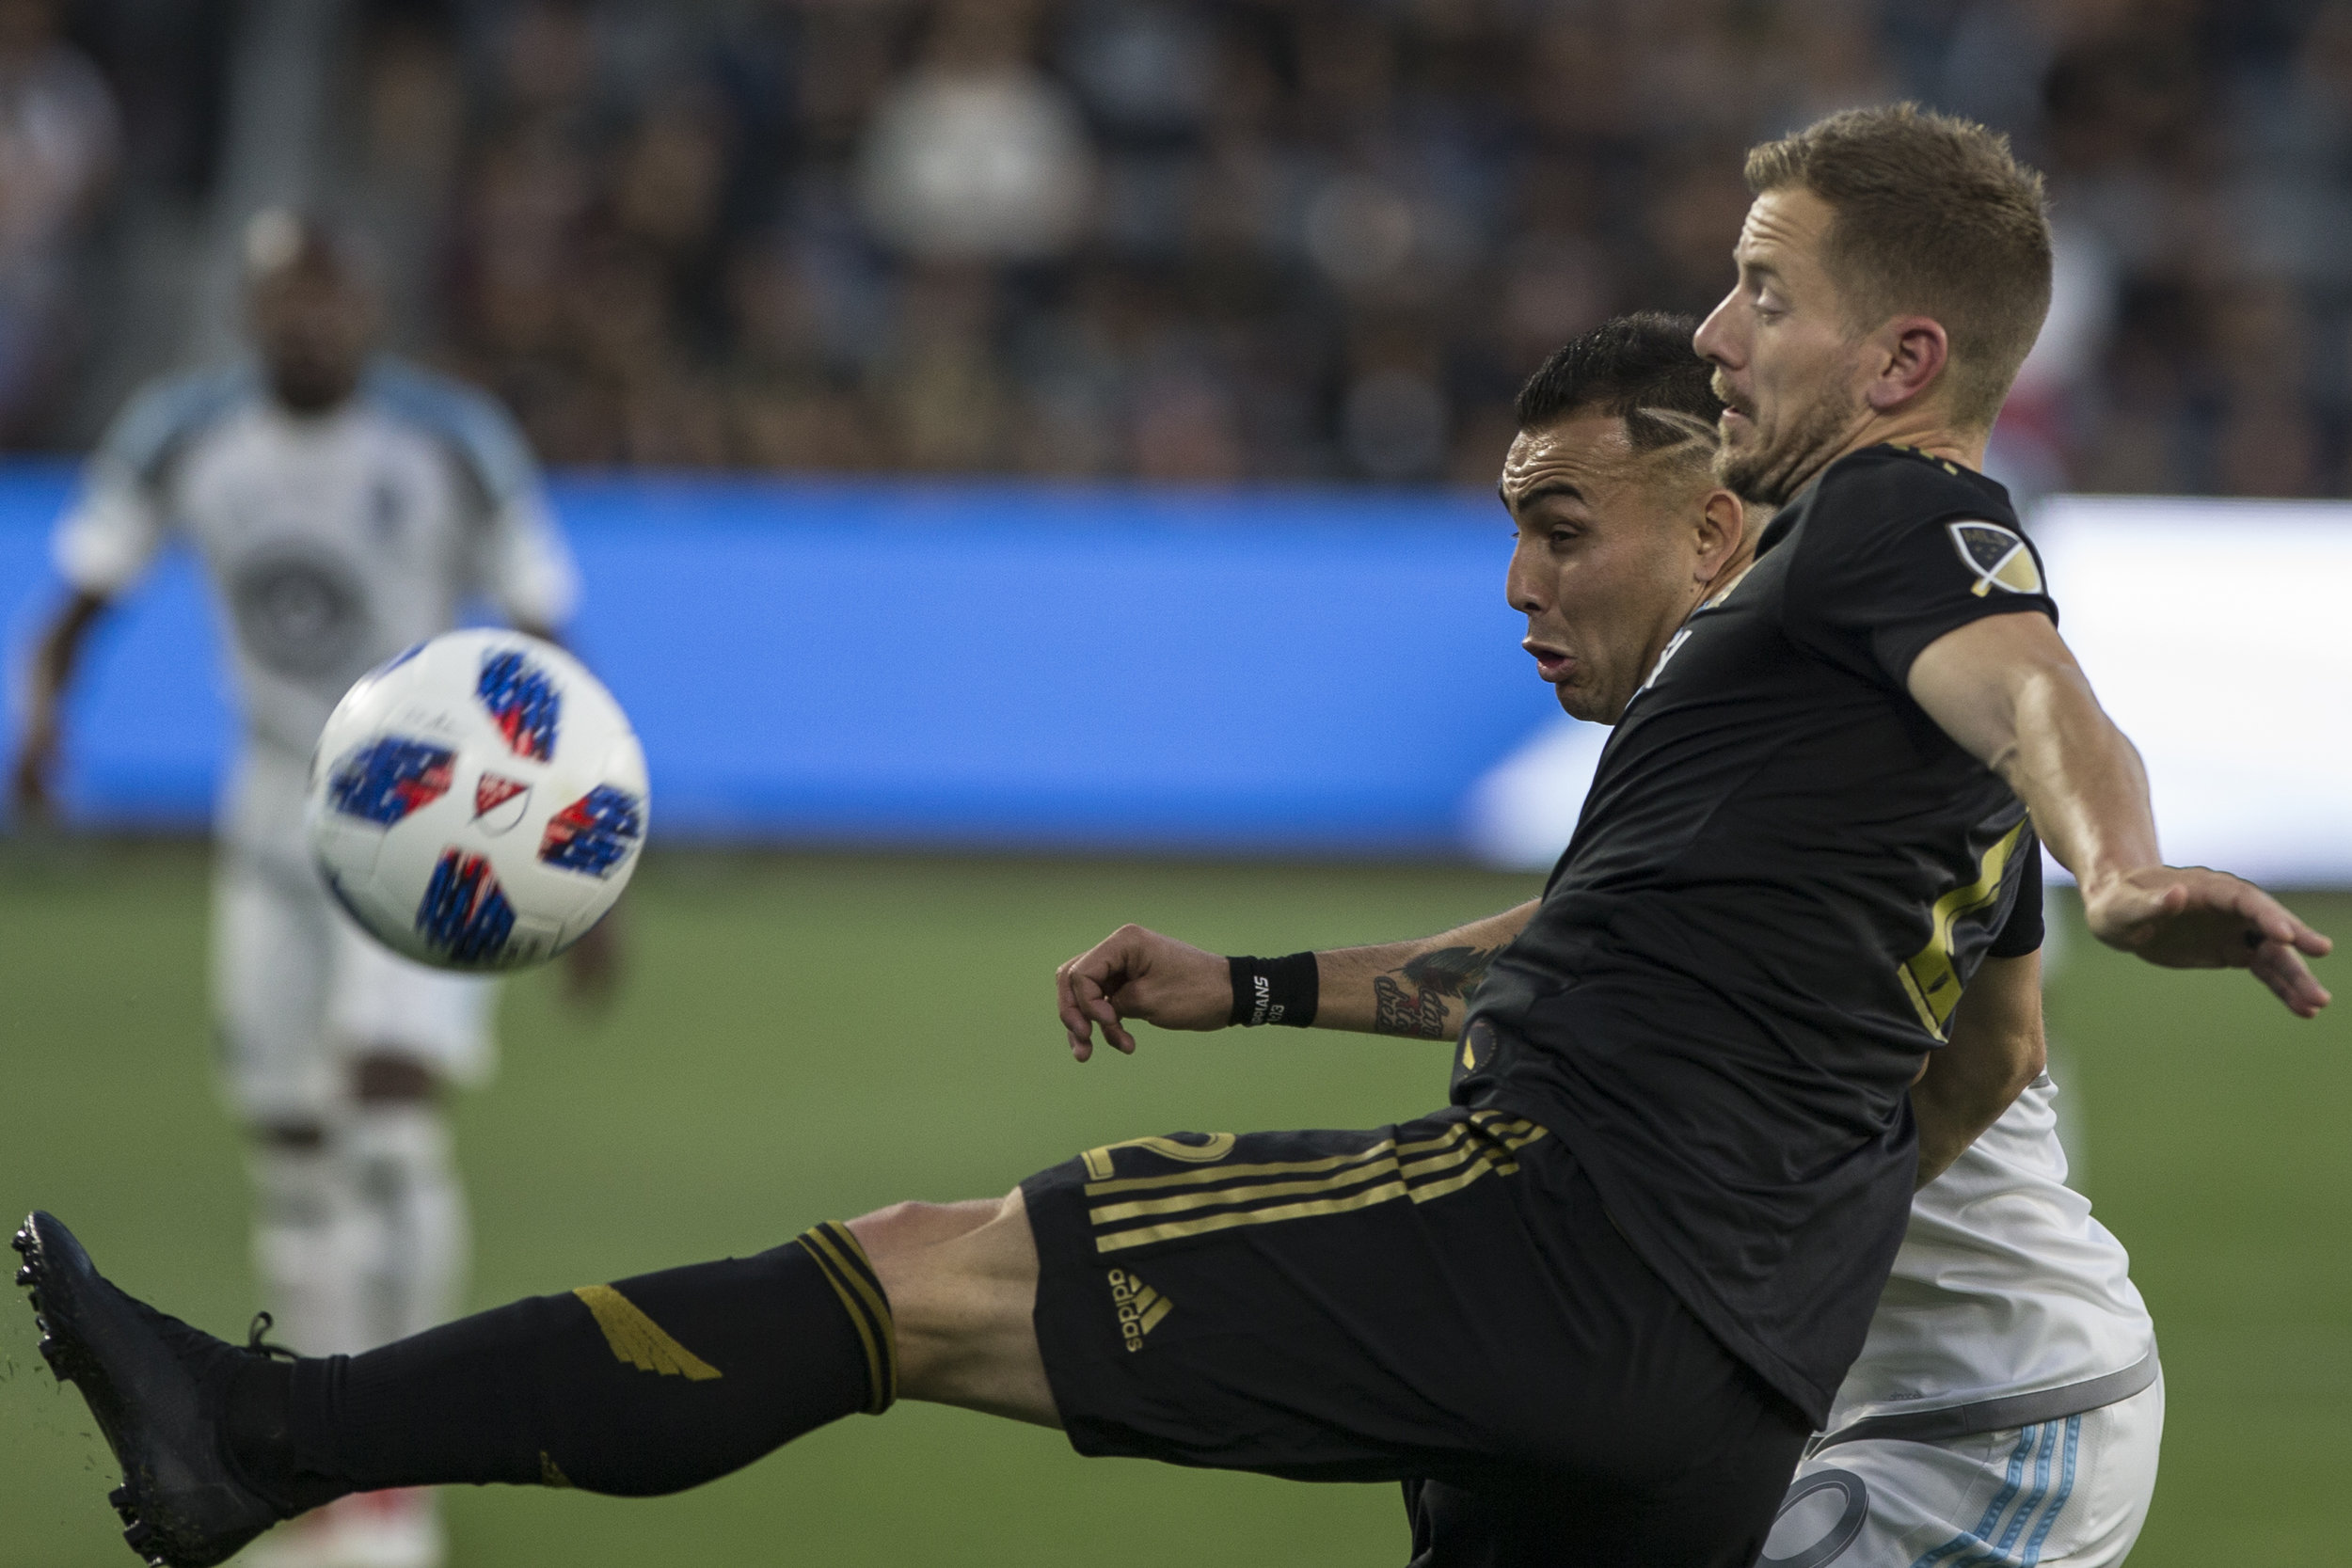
[1745,103,2052,429]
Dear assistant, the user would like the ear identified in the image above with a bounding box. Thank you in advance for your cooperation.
[1694,488,1745,584]
[1865,315,1948,413]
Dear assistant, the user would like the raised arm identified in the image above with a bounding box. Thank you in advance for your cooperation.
[1910,950,2043,1188]
[1907,611,2330,1017]
[1055,903,1538,1062]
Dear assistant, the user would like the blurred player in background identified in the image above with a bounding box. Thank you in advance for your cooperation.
[1060,318,2162,1567]
[9,209,595,1568]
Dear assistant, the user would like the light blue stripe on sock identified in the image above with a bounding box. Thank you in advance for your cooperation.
[2019,1416,2083,1567]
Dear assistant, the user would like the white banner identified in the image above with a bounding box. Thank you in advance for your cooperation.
[1465,495,2352,886]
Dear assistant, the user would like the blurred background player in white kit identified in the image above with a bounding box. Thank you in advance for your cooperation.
[8,209,601,1568]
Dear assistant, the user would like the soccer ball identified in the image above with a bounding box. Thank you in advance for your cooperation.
[306,629,648,972]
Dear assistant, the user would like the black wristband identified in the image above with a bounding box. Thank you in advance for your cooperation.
[1228,952,1319,1028]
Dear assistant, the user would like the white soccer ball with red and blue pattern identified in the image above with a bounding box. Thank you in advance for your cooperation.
[305,629,648,971]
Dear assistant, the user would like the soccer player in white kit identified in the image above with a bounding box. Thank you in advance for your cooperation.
[10,212,587,1568]
[1760,861,2162,1568]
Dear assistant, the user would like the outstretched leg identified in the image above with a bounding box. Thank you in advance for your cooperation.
[13,1190,1058,1567]
[21,1107,1810,1568]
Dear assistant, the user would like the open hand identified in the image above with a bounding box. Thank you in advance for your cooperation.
[1055,925,1231,1061]
[2084,865,2332,1018]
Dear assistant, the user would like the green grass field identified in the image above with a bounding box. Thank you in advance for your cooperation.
[2,844,2345,1567]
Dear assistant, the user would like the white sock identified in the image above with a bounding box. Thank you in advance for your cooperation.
[342,1104,470,1350]
[247,1143,362,1357]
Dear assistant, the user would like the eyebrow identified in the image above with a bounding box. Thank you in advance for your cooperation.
[1502,480,1585,510]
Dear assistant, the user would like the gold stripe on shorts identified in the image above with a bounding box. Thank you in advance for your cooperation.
[1086,1112,1545,1256]
[1080,1119,1478,1198]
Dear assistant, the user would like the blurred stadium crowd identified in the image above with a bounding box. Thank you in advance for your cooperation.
[7,0,2352,495]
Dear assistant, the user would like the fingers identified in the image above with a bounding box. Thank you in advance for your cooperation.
[2112,868,2333,1014]
[2201,878,2334,979]
[1077,976,1136,1054]
[1056,940,1125,1059]
[1057,925,1167,1061]
[2248,892,2333,958]
[1054,960,1094,1059]
[1055,923,1234,1058]
[2249,940,2331,1019]
[1056,960,1138,1061]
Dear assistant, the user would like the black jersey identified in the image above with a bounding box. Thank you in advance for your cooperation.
[1460,443,2056,1426]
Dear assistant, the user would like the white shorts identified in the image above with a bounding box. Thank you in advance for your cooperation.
[1762,1373,2163,1568]
[213,847,499,1126]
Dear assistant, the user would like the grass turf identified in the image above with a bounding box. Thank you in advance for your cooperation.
[0,843,2344,1567]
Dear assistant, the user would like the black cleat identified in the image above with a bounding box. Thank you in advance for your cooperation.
[12,1212,290,1567]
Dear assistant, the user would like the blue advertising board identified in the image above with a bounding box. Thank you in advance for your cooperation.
[0,466,1567,856]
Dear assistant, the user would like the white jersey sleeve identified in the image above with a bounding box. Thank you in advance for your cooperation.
[53,367,254,596]
[364,361,580,629]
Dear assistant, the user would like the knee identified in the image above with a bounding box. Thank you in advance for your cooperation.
[849,1192,1017,1263]
[859,1190,1052,1423]
[845,1198,1001,1264]
[249,1119,327,1152]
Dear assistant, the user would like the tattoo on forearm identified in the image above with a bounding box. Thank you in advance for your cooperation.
[1370,944,1506,1039]
[1374,975,1451,1037]
[1403,944,1504,995]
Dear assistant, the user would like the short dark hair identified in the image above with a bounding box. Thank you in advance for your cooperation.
[1743,103,2052,429]
[1513,312,1723,463]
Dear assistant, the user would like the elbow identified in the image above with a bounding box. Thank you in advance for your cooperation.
[1998,1028,2047,1102]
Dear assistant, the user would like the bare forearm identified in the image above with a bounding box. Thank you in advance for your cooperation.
[1910,952,2044,1188]
[1997,666,2157,889]
[1908,612,2330,1011]
[1312,902,1536,1038]
[28,592,106,715]
[12,592,107,810]
[1912,1067,2027,1188]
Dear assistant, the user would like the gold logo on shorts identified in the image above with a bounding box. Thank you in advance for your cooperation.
[1107,1269,1173,1352]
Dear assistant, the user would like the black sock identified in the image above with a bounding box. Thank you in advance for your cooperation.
[225,1223,895,1506]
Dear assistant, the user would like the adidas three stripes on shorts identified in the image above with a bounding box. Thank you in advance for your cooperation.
[1021,1107,1814,1568]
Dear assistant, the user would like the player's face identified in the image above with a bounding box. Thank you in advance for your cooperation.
[1501,412,1713,725]
[1694,186,1872,505]
[250,266,377,415]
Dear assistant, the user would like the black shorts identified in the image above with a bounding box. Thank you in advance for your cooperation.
[1023,1108,1810,1568]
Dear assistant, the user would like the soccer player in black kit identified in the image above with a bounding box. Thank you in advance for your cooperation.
[13,107,2332,1568]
